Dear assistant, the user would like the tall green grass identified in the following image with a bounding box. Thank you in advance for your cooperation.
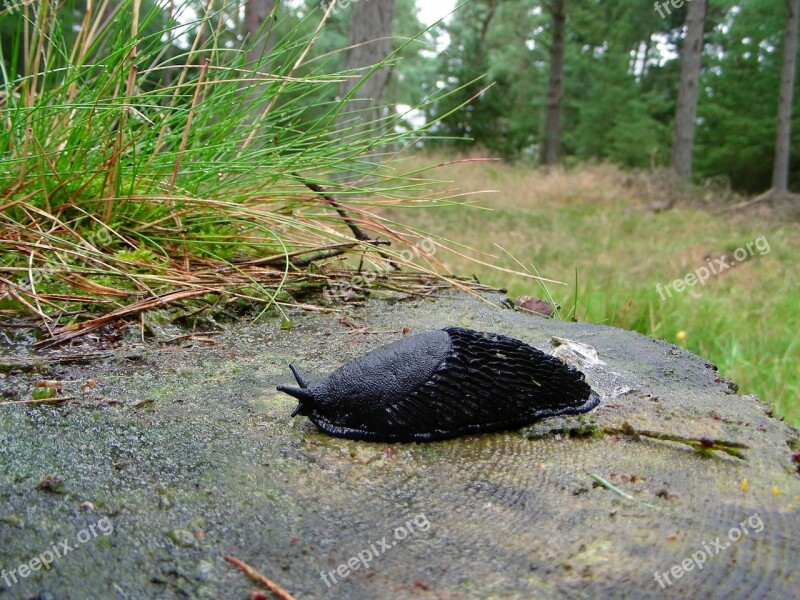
[0,0,477,334]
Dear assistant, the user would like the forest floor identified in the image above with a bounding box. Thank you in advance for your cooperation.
[381,154,800,427]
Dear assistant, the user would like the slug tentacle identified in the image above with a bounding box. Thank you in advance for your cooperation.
[276,326,600,442]
[278,364,315,417]
[288,364,309,388]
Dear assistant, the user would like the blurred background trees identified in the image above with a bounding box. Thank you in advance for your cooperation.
[420,0,799,193]
[1,0,797,192]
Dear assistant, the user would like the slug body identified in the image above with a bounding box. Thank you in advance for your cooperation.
[277,326,600,442]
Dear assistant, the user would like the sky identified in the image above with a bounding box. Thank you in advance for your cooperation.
[396,1,458,126]
[416,0,457,26]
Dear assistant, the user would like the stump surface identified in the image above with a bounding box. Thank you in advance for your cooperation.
[1,292,798,599]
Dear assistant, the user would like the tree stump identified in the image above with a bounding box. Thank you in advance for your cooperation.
[1,292,797,598]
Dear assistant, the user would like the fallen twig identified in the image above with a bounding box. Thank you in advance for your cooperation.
[718,190,774,212]
[529,420,749,460]
[35,288,214,348]
[603,423,748,460]
[0,396,75,407]
[214,241,388,272]
[224,555,296,600]
[291,248,355,268]
[293,172,399,270]
[293,172,372,242]
[158,331,222,345]
[0,349,149,372]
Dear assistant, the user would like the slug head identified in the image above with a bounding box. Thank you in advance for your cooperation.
[277,364,315,417]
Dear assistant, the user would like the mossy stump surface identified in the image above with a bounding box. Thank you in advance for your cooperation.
[1,292,798,598]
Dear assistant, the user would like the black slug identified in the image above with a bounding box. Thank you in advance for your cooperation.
[277,326,600,442]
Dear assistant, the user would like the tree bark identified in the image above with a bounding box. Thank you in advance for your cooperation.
[540,0,566,166]
[338,0,396,137]
[772,0,800,192]
[244,0,276,65]
[671,0,707,182]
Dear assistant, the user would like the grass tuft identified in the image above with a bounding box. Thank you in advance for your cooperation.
[0,1,534,342]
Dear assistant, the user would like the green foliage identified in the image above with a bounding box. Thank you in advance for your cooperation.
[695,0,800,191]
[424,0,547,158]
[0,0,464,325]
[6,0,785,193]
[563,53,671,167]
[418,0,800,191]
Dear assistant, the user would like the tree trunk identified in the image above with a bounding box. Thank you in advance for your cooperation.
[242,0,276,127]
[162,0,177,88]
[338,0,396,138]
[671,0,707,182]
[540,0,566,166]
[244,0,276,65]
[772,0,800,192]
